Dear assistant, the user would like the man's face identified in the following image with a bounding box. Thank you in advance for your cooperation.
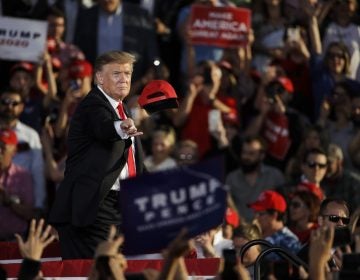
[240,141,263,172]
[9,71,33,95]
[319,201,350,228]
[254,211,273,234]
[47,15,65,40]
[98,0,120,13]
[0,93,24,122]
[302,153,327,184]
[96,62,132,101]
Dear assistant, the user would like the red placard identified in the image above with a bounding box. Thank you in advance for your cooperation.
[189,5,251,48]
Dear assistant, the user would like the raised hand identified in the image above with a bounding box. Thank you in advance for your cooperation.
[15,219,56,261]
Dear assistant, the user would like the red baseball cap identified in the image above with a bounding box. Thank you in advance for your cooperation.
[225,207,240,228]
[10,62,34,76]
[138,80,178,114]
[248,190,287,213]
[270,77,294,94]
[296,182,324,201]
[0,129,18,146]
[68,59,93,79]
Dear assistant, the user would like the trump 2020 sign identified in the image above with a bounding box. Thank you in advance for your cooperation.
[120,157,227,255]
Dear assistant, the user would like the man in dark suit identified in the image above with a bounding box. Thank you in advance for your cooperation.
[74,0,159,82]
[49,50,145,259]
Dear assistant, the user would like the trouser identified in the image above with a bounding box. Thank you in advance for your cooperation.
[56,190,121,259]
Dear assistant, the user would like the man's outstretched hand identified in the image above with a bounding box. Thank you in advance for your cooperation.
[15,219,56,261]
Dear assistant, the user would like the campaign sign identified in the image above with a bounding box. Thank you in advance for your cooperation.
[0,16,47,62]
[189,5,251,48]
[120,156,227,255]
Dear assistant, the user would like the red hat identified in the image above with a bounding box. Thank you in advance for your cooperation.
[248,190,287,213]
[271,77,294,94]
[0,129,18,146]
[68,59,93,79]
[138,80,179,114]
[297,182,324,201]
[225,207,240,228]
[10,62,34,76]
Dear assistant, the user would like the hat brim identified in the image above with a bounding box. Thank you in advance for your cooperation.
[247,202,267,212]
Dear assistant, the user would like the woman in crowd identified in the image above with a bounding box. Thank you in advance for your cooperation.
[288,190,320,244]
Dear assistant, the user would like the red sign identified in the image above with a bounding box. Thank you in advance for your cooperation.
[189,5,251,48]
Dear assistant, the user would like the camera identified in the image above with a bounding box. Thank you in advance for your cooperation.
[265,82,286,102]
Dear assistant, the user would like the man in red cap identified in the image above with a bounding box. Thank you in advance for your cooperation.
[0,129,35,240]
[248,190,302,260]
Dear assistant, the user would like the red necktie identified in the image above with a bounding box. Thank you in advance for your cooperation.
[117,102,136,177]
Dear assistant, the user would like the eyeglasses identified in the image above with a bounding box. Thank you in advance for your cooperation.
[290,201,303,209]
[177,153,195,161]
[328,52,345,60]
[322,215,350,225]
[306,161,327,169]
[0,98,22,107]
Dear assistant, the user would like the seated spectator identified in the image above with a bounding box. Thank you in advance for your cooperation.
[288,190,320,244]
[285,125,328,181]
[278,147,328,201]
[144,126,177,172]
[317,80,358,168]
[174,139,199,166]
[8,62,50,133]
[45,6,85,67]
[226,136,285,222]
[322,143,360,212]
[232,223,262,277]
[322,0,360,82]
[0,129,35,241]
[248,190,302,261]
[0,89,46,215]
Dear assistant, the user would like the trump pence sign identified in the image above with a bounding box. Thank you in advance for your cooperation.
[189,5,251,48]
[120,157,227,255]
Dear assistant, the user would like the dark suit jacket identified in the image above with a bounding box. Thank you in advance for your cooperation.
[74,2,159,81]
[49,87,145,227]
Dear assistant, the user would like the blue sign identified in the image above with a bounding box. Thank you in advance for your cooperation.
[120,156,227,255]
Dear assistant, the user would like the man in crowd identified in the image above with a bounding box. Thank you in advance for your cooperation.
[226,136,285,222]
[49,50,146,259]
[248,190,302,261]
[0,129,35,240]
[322,144,360,212]
[0,89,45,216]
[74,0,159,81]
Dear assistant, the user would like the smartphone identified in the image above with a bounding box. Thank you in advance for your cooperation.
[208,109,221,132]
[333,226,352,248]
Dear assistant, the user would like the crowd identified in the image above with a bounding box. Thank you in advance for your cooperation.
[1,0,360,279]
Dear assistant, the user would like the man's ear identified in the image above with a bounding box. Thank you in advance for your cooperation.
[95,72,103,85]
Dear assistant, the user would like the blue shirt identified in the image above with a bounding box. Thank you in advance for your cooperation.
[97,4,123,56]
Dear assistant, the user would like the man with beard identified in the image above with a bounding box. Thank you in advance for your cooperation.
[0,89,45,216]
[226,136,285,222]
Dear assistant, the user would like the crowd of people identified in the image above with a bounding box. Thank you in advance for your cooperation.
[1,0,360,279]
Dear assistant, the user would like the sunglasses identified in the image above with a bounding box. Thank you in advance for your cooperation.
[323,215,350,225]
[306,161,327,169]
[0,98,22,107]
[290,201,303,209]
